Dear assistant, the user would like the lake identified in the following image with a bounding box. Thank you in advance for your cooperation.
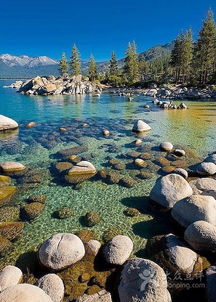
[0,79,216,268]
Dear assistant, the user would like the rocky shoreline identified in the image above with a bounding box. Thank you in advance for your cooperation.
[0,113,216,301]
[4,75,102,96]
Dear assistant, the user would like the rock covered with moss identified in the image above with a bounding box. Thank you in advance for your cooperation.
[0,206,20,222]
[57,207,74,219]
[0,222,24,240]
[85,211,101,227]
[23,202,45,220]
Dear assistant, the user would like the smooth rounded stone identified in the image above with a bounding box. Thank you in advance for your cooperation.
[0,186,17,207]
[138,171,153,179]
[102,130,110,136]
[173,149,186,157]
[0,175,11,187]
[144,104,150,108]
[160,142,173,152]
[155,157,171,167]
[172,195,216,228]
[134,158,147,168]
[196,162,216,176]
[184,221,216,252]
[0,206,20,222]
[132,120,151,132]
[190,178,216,198]
[149,174,193,209]
[140,152,152,160]
[68,161,96,176]
[205,153,216,164]
[173,168,188,178]
[118,258,170,302]
[163,234,197,273]
[23,202,45,221]
[0,265,23,292]
[0,115,18,131]
[0,284,53,302]
[38,233,85,270]
[85,240,101,256]
[37,274,64,302]
[25,121,37,129]
[0,162,26,173]
[134,139,142,146]
[103,235,133,265]
[206,266,216,302]
[59,127,67,132]
[76,290,112,302]
[55,162,73,173]
[0,222,24,240]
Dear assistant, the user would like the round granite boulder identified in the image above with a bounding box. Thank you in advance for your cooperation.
[38,233,85,271]
[171,195,216,228]
[37,274,64,302]
[160,142,173,152]
[0,284,53,302]
[118,258,170,302]
[196,162,216,176]
[184,221,216,252]
[149,174,193,208]
[0,265,23,292]
[0,115,18,131]
[132,120,151,132]
[0,162,26,173]
[103,235,133,265]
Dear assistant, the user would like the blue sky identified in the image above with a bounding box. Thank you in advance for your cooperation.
[0,0,215,61]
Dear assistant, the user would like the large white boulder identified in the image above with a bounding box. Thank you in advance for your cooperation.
[68,161,96,175]
[0,284,53,302]
[118,258,170,302]
[0,265,22,292]
[103,235,133,265]
[150,174,193,208]
[37,274,64,302]
[171,195,216,228]
[38,233,85,271]
[132,120,151,132]
[196,162,216,176]
[0,115,18,131]
[184,220,216,252]
[190,178,216,199]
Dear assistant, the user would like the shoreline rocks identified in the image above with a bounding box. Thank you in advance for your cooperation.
[132,120,151,132]
[0,115,18,131]
[37,274,64,302]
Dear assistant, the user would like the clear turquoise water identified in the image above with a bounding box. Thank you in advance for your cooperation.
[0,80,216,267]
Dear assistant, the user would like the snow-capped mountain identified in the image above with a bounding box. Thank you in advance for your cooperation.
[0,54,57,67]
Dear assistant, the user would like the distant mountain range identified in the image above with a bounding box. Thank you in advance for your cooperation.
[0,42,173,79]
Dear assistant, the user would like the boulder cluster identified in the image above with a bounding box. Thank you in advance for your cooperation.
[5,75,102,96]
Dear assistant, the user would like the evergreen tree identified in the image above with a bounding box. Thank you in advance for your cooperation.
[58,53,68,75]
[170,33,184,82]
[109,51,119,77]
[124,41,140,84]
[70,44,81,76]
[139,55,149,81]
[193,9,216,84]
[88,55,98,81]
[181,29,193,82]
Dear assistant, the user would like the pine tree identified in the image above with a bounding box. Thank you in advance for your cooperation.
[181,29,193,82]
[193,9,216,84]
[70,44,81,76]
[170,33,184,82]
[88,55,98,81]
[139,55,149,81]
[109,51,119,77]
[124,41,140,84]
[58,53,68,76]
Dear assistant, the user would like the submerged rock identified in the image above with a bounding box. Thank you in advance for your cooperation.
[84,211,101,227]
[0,186,17,207]
[0,115,18,131]
[118,258,170,302]
[57,207,74,219]
[150,174,193,208]
[0,161,26,173]
[0,265,23,292]
[0,175,11,187]
[103,235,133,265]
[172,195,216,228]
[132,120,151,132]
[39,233,85,271]
[0,284,53,302]
[23,202,45,221]
[58,145,88,157]
[0,222,24,240]
[66,161,96,184]
[0,206,20,222]
[0,236,12,255]
[37,274,64,302]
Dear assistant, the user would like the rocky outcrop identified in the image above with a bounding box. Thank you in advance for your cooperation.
[37,274,64,302]
[118,258,170,302]
[0,284,53,302]
[7,75,102,96]
[149,174,193,208]
[171,195,216,228]
[0,265,23,292]
[184,221,216,252]
[0,115,18,131]
[103,235,133,265]
[38,233,85,270]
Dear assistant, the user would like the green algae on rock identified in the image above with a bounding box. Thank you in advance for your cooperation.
[0,206,20,222]
[23,202,45,221]
[0,186,16,207]
[0,175,11,187]
[0,222,24,240]
[57,207,74,219]
[84,211,101,227]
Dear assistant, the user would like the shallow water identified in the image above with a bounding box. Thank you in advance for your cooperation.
[0,80,216,268]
